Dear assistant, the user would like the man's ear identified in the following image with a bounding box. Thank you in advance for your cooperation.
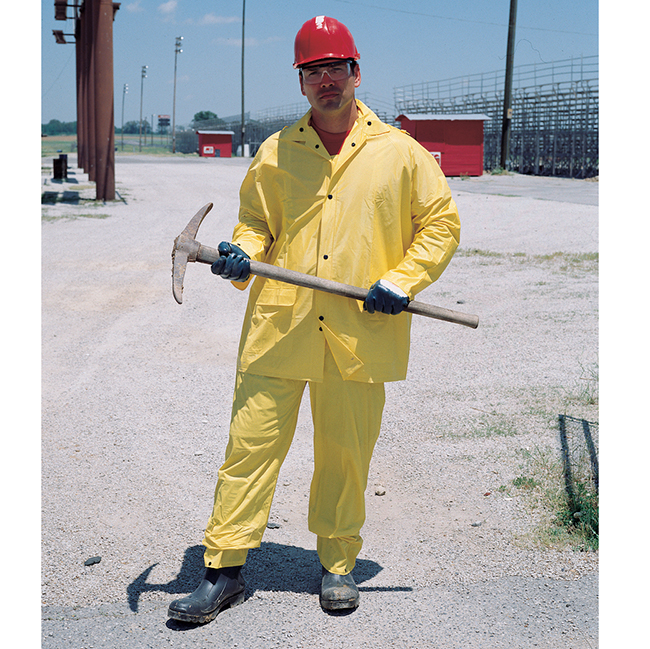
[354,64,361,89]
[299,73,306,96]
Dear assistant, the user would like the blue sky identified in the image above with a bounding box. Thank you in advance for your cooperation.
[41,0,598,127]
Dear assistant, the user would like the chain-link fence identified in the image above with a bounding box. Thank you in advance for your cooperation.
[557,414,599,545]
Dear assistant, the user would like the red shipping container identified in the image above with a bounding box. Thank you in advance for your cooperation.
[396,114,490,176]
[196,130,235,158]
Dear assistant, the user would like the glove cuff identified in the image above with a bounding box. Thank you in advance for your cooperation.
[218,241,251,259]
[378,279,408,299]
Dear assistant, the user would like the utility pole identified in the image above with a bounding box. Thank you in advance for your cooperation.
[172,36,183,153]
[121,83,128,151]
[500,0,518,170]
[240,0,246,156]
[139,65,147,152]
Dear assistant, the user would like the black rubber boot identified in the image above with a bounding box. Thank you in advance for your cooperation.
[168,566,245,624]
[320,566,360,610]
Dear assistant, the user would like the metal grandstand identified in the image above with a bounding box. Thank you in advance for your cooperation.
[394,56,599,177]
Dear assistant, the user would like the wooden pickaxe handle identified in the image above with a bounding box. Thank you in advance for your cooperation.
[191,242,479,329]
[172,203,479,329]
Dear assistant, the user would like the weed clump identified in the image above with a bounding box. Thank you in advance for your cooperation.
[554,479,599,551]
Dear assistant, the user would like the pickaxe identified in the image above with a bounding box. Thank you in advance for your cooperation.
[172,203,479,329]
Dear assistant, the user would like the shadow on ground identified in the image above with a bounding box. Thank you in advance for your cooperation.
[126,541,399,614]
[42,190,82,204]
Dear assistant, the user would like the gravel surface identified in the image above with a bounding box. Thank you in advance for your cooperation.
[41,155,598,648]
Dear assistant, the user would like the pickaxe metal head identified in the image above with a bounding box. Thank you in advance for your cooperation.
[171,202,213,304]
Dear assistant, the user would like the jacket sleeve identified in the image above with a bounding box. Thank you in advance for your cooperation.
[228,146,277,290]
[381,141,460,298]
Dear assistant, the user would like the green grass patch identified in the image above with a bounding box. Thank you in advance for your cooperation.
[41,136,77,157]
[445,413,519,439]
[42,213,110,222]
[512,475,540,490]
[458,248,598,264]
[116,144,180,156]
[554,479,599,549]
[456,249,598,276]
[566,363,599,407]
[41,137,191,158]
[535,251,599,273]
[456,248,506,258]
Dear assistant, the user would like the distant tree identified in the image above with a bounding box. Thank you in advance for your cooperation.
[121,121,138,134]
[122,119,152,134]
[191,111,226,129]
[193,111,218,123]
[42,119,77,135]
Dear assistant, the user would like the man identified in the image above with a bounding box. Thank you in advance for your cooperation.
[168,15,460,623]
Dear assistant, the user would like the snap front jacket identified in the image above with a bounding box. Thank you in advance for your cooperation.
[229,101,460,383]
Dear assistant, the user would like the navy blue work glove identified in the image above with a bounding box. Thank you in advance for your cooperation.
[364,280,410,315]
[211,242,251,282]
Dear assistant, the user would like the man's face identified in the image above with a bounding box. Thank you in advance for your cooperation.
[299,58,361,115]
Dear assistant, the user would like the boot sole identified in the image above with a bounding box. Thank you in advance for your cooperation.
[168,589,245,624]
[320,596,360,611]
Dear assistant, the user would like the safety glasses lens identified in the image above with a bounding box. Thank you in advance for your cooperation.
[302,62,351,84]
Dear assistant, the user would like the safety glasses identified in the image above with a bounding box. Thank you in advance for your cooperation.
[300,61,353,85]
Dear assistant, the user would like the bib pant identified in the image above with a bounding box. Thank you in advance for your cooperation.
[203,348,384,575]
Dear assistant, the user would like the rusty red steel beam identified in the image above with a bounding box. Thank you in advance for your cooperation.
[61,1,119,198]
[92,0,118,200]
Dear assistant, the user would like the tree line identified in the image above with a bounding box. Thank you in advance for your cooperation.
[42,119,77,135]
[42,112,227,136]
[42,118,154,136]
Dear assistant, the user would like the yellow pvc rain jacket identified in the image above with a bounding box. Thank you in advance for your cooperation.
[229,101,460,383]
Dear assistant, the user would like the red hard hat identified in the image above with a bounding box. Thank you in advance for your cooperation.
[293,16,360,68]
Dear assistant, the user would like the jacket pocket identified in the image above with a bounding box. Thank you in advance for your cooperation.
[255,280,297,306]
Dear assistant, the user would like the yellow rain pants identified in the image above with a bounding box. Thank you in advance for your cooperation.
[203,347,385,575]
[201,101,460,576]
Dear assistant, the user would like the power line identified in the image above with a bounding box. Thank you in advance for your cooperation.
[331,0,597,37]
[42,50,75,99]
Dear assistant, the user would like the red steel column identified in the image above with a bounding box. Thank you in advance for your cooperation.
[75,14,86,172]
[92,0,119,200]
[85,0,96,181]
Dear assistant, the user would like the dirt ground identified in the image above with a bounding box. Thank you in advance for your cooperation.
[39,155,598,648]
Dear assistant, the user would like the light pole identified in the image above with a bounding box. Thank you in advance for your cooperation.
[139,65,148,152]
[172,36,183,154]
[500,0,518,170]
[121,83,128,151]
[240,0,245,156]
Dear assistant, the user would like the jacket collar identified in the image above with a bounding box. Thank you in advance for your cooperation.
[281,99,390,144]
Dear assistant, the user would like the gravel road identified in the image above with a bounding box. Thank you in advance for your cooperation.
[40,155,598,648]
